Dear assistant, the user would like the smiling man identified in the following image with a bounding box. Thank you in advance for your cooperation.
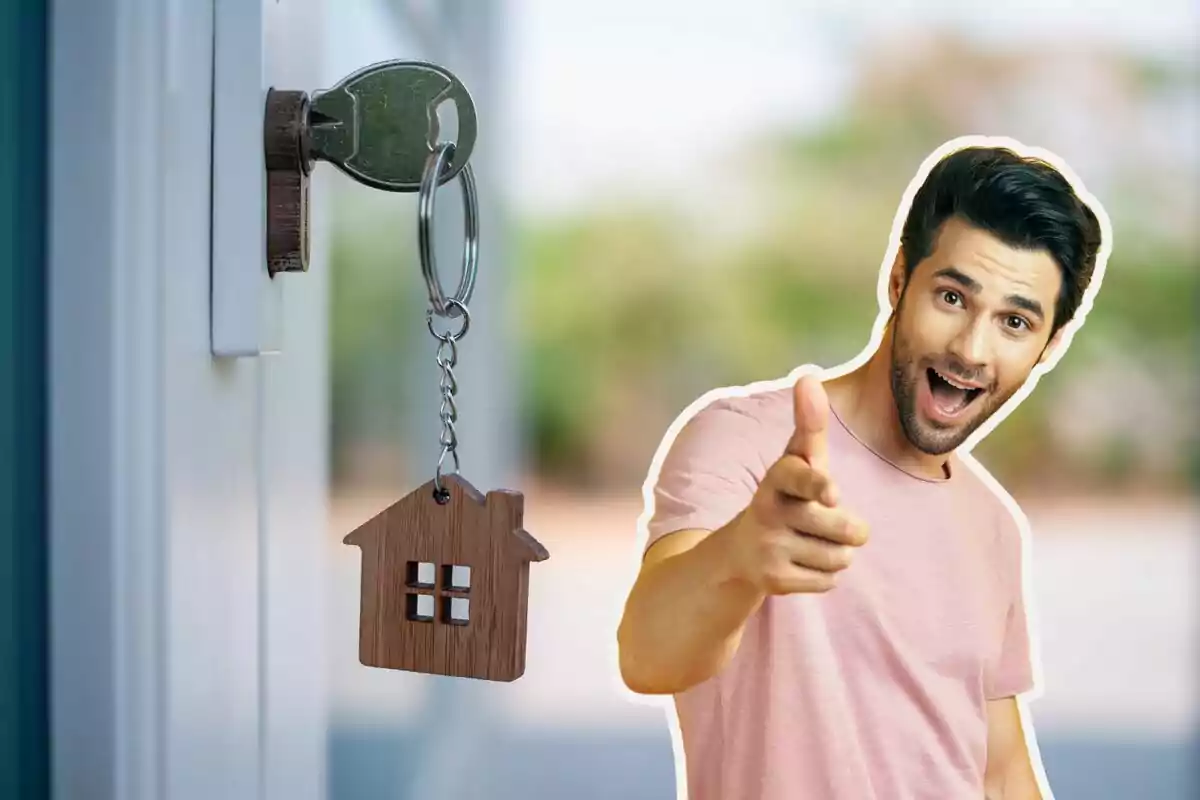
[617,142,1107,800]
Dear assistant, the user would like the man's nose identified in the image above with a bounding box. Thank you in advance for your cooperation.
[946,318,991,374]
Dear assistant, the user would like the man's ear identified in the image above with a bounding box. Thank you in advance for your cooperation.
[1038,326,1067,366]
[888,251,907,310]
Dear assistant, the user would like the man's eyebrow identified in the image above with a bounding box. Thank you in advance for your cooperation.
[1005,294,1045,322]
[932,267,981,293]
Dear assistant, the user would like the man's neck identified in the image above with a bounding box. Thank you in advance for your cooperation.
[824,346,952,481]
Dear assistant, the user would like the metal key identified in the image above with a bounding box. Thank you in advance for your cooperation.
[307,60,477,192]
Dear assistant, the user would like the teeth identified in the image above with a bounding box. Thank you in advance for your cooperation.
[934,368,975,391]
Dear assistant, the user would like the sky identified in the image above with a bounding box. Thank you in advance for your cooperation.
[328,0,1198,216]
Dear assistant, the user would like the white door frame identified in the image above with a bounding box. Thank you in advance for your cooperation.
[48,1,329,798]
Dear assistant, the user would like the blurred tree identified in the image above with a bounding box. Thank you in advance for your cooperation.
[329,29,1198,498]
[508,32,1197,495]
[328,186,420,488]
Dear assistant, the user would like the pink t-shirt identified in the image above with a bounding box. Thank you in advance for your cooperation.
[644,383,1036,800]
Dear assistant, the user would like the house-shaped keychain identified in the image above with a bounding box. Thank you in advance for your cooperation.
[343,473,549,682]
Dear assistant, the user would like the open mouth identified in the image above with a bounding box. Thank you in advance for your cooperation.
[925,367,984,418]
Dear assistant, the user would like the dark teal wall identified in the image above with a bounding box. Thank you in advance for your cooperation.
[0,0,49,797]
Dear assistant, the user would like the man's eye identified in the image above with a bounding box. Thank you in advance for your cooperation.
[1007,316,1029,331]
[941,290,961,306]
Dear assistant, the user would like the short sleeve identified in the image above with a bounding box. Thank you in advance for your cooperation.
[642,397,768,555]
[985,509,1036,699]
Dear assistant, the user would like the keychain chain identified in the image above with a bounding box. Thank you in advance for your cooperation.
[413,132,478,505]
[427,298,471,504]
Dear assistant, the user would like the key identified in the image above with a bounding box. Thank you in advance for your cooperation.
[307,60,478,192]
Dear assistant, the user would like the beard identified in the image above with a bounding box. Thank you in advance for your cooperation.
[889,321,1018,456]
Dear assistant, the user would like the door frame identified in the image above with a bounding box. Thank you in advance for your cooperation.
[47,1,330,798]
[48,0,195,796]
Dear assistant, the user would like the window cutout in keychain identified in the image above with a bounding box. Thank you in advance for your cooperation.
[406,592,436,623]
[443,596,470,626]
[443,564,471,592]
[406,560,436,589]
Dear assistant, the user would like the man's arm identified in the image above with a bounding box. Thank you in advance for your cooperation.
[617,377,867,696]
[983,696,1043,800]
[616,524,766,695]
[617,395,770,696]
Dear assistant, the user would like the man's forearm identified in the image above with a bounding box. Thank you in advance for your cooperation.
[985,769,1043,800]
[994,756,1044,800]
[617,521,765,695]
[984,697,1045,800]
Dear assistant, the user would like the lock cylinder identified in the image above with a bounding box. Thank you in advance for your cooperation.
[264,88,311,275]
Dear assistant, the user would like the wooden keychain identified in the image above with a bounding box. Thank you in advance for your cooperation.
[343,141,549,683]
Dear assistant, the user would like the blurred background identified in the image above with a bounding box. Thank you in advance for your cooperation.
[323,1,1198,798]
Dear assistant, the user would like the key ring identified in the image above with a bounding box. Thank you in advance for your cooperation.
[419,141,479,319]
[427,297,471,342]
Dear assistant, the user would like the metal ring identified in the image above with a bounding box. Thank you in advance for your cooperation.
[419,141,479,318]
[426,298,471,342]
[434,448,461,500]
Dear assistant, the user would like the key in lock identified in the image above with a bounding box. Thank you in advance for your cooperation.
[264,60,478,275]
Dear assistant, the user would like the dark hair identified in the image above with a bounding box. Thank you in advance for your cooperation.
[899,146,1103,333]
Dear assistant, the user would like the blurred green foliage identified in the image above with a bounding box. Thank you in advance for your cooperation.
[509,38,1199,493]
[330,33,1198,495]
[328,190,421,483]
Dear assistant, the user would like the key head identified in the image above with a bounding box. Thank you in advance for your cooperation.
[308,60,478,192]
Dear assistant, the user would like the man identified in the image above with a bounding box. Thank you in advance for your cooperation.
[616,141,1107,800]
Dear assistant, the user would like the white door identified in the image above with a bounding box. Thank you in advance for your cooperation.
[49,1,329,798]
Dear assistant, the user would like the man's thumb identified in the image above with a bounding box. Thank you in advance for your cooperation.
[787,375,830,472]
